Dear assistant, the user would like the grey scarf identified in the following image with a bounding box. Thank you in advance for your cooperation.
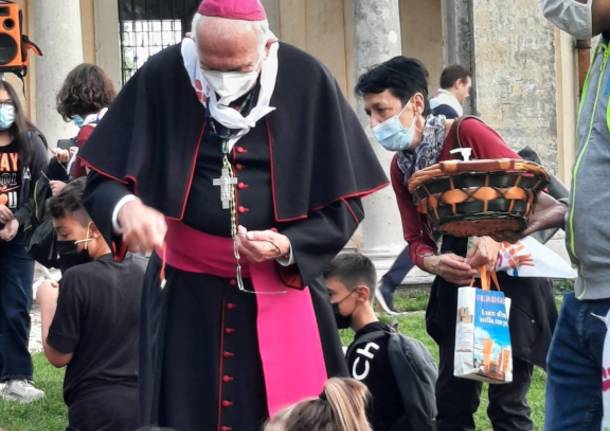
[397,115,447,185]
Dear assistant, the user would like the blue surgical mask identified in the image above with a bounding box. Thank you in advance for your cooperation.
[373,102,417,152]
[72,115,85,128]
[0,104,15,130]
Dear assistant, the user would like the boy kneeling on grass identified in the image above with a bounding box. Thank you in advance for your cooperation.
[35,179,146,431]
[324,253,437,431]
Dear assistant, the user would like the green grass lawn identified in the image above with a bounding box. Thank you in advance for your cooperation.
[0,354,67,431]
[2,291,550,431]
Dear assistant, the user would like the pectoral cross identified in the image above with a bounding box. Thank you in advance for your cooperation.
[213,167,238,209]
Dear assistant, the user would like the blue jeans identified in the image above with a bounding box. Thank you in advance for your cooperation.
[380,246,413,291]
[0,232,35,381]
[544,292,610,431]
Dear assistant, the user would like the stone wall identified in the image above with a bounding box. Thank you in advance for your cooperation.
[472,0,558,173]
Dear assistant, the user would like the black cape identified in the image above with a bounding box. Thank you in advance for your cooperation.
[78,42,387,223]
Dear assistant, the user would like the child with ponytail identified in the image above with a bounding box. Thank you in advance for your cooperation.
[265,378,372,431]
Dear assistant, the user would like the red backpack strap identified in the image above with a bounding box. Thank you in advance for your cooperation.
[451,115,487,148]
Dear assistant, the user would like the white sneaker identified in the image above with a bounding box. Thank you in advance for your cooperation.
[375,284,398,315]
[0,379,45,403]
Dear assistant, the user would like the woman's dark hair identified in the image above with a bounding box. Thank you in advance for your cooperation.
[355,56,430,115]
[56,63,116,121]
[0,80,41,164]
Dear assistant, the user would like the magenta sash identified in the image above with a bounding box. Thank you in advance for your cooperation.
[160,219,327,416]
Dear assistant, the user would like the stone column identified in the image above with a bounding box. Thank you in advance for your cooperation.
[94,0,122,92]
[352,1,408,277]
[33,0,84,147]
[472,0,558,173]
[441,0,477,114]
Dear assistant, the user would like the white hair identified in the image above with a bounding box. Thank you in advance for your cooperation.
[190,12,271,53]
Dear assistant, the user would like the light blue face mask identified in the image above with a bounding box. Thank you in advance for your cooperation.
[72,115,85,128]
[373,102,417,152]
[0,104,15,130]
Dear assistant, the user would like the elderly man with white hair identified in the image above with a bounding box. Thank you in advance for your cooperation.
[78,0,387,430]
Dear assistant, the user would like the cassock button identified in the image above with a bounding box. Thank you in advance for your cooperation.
[235,163,245,171]
[225,327,236,335]
[223,351,235,359]
[229,279,237,287]
[227,303,237,310]
[238,206,249,214]
[221,427,233,431]
[222,400,234,408]
[237,182,249,190]
[223,375,235,383]
[236,146,248,154]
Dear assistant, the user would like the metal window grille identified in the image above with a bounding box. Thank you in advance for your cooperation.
[118,0,200,84]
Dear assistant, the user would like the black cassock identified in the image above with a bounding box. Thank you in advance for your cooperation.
[79,42,387,430]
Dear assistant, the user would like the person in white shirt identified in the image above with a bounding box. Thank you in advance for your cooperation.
[429,64,472,119]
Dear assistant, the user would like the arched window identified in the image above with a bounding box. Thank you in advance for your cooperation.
[118,0,200,83]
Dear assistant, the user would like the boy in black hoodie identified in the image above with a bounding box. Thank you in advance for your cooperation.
[325,254,409,431]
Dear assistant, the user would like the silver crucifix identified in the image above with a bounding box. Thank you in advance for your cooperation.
[213,167,238,209]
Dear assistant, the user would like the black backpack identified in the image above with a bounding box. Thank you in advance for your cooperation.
[347,329,438,431]
[24,171,58,268]
[24,139,73,268]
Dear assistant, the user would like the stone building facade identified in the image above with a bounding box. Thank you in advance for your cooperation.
[10,0,579,282]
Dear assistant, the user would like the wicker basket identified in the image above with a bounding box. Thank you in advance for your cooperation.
[407,158,549,237]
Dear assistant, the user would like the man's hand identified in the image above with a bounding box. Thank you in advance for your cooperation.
[237,225,290,263]
[522,192,567,236]
[492,192,566,243]
[0,218,18,242]
[35,280,59,307]
[49,180,67,197]
[423,253,478,285]
[51,147,71,163]
[118,199,167,253]
[0,204,13,224]
[467,236,501,271]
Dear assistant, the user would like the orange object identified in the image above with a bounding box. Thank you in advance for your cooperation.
[476,266,500,292]
[482,338,493,370]
[407,117,549,238]
[0,1,42,76]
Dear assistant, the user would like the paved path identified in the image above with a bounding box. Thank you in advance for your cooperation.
[29,264,60,354]
[29,305,42,353]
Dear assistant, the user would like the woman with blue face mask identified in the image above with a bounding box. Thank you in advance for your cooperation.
[0,80,49,403]
[356,56,559,431]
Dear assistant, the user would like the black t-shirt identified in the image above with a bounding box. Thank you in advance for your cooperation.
[48,253,146,405]
[346,321,405,431]
[0,141,21,209]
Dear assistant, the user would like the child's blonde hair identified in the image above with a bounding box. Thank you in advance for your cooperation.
[265,378,372,431]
